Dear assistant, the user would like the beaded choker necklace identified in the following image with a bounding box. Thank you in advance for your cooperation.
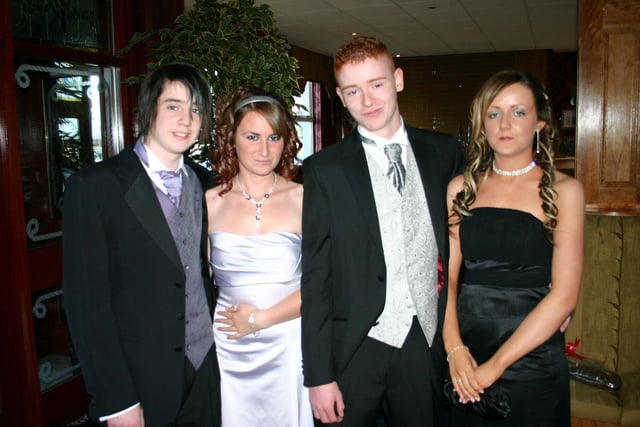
[235,172,278,228]
[492,160,536,177]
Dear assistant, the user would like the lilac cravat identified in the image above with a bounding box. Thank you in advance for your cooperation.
[159,170,182,207]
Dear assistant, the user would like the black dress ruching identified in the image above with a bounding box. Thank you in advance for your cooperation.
[452,207,569,427]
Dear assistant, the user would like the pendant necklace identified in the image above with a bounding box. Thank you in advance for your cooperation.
[492,160,536,177]
[236,172,278,227]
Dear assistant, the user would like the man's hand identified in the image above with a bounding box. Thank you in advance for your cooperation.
[107,406,144,427]
[560,314,572,333]
[309,382,345,424]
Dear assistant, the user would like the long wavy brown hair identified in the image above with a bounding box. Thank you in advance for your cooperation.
[210,86,302,195]
[452,70,559,236]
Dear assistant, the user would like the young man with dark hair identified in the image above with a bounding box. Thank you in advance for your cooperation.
[63,62,220,426]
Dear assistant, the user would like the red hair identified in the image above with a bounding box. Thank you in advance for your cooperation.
[333,36,394,76]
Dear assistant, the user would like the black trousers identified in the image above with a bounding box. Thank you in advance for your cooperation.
[318,317,440,427]
[171,345,221,427]
[96,346,221,427]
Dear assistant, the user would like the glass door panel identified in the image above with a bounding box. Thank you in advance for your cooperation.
[15,60,123,395]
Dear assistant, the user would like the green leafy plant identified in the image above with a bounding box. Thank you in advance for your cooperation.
[120,0,302,163]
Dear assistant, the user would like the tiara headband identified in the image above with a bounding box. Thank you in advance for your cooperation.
[233,95,281,113]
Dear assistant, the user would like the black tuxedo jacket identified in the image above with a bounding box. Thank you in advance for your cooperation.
[62,145,215,425]
[300,126,465,388]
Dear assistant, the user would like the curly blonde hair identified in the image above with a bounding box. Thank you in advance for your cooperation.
[452,70,558,236]
[210,86,302,195]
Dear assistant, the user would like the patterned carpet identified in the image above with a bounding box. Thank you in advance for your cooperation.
[66,415,99,426]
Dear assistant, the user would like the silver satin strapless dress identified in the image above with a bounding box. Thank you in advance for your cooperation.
[210,231,313,427]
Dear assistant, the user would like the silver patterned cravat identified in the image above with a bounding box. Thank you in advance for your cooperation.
[360,135,406,195]
[383,143,406,195]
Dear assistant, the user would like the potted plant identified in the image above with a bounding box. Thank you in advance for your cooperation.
[120,0,302,163]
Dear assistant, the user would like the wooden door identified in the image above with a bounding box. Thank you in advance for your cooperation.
[0,0,185,424]
[577,0,640,214]
[15,59,122,426]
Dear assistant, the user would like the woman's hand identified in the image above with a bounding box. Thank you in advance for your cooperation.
[472,359,504,391]
[448,347,483,403]
[214,303,262,339]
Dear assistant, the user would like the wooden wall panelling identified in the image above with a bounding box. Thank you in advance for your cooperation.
[577,0,640,214]
[548,52,578,174]
[396,50,547,137]
[119,0,186,145]
[290,45,335,93]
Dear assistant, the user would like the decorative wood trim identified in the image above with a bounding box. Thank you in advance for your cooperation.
[0,1,43,426]
[13,40,126,66]
[571,416,627,427]
[577,0,640,214]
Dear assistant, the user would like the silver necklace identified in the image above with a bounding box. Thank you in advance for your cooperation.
[492,160,536,177]
[236,172,278,225]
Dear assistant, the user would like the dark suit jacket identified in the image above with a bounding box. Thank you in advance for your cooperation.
[62,145,215,425]
[300,126,465,389]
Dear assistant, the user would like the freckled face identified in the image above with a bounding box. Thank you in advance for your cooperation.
[145,81,202,167]
[234,111,284,177]
[336,55,404,139]
[484,83,545,158]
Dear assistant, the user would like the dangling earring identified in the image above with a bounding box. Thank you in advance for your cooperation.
[535,129,540,154]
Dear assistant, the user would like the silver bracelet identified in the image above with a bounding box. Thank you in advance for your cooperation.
[446,345,469,362]
[248,311,260,337]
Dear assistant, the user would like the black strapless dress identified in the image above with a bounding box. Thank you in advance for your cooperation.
[452,207,570,427]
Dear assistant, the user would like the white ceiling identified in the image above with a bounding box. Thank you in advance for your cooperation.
[254,0,578,58]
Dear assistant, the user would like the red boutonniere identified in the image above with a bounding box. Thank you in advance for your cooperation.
[437,254,445,294]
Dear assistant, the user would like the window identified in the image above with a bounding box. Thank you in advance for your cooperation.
[293,81,314,162]
[293,81,337,162]
[12,0,114,53]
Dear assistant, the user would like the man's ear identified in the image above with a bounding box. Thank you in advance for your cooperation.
[336,86,345,107]
[394,67,404,92]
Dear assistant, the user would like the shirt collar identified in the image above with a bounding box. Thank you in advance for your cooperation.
[141,139,188,177]
[357,117,409,148]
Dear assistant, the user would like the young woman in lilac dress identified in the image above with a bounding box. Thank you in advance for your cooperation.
[205,86,313,427]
